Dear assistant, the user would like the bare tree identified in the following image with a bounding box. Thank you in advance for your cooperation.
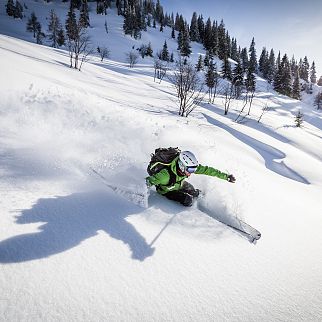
[66,17,92,70]
[126,51,139,68]
[97,45,110,62]
[223,83,234,115]
[168,57,204,117]
[153,59,168,83]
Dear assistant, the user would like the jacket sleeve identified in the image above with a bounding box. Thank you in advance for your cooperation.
[195,164,228,180]
[146,169,170,186]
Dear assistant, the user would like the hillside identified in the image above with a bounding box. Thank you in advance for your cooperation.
[1,2,322,321]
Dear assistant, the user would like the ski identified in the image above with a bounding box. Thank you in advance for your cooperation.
[197,202,261,243]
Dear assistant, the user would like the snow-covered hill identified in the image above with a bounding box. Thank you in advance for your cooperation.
[1,2,322,321]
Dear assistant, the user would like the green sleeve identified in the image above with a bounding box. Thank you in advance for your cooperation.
[146,169,170,186]
[195,164,228,180]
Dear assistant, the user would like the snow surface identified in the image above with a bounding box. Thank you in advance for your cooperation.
[1,2,322,321]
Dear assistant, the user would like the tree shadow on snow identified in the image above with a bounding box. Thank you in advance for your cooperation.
[202,113,310,185]
[0,190,154,264]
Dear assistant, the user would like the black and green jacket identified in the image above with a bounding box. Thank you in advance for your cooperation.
[146,156,228,194]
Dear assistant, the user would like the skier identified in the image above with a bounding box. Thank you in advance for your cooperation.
[146,150,236,207]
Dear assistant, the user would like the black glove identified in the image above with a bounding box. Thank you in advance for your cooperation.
[227,174,236,183]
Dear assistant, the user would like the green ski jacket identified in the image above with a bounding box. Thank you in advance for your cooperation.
[146,156,228,194]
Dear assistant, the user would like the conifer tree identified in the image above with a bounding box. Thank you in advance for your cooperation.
[65,4,77,41]
[196,54,203,71]
[211,20,218,56]
[294,111,304,128]
[240,47,248,73]
[205,59,217,102]
[161,40,169,61]
[197,14,204,43]
[57,27,65,47]
[230,38,238,61]
[310,61,317,84]
[299,56,309,81]
[26,12,41,38]
[221,55,232,80]
[80,0,90,28]
[292,67,301,100]
[190,12,199,42]
[48,9,62,48]
[217,19,226,60]
[171,26,175,38]
[6,0,15,17]
[13,0,23,19]
[259,47,268,78]
[233,54,244,97]
[267,49,276,84]
[203,17,213,51]
[274,54,292,96]
[248,37,258,73]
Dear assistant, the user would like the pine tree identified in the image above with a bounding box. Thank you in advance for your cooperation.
[292,68,301,100]
[205,59,216,102]
[203,17,213,51]
[48,10,62,48]
[230,37,238,61]
[211,20,218,56]
[57,27,65,47]
[310,61,317,84]
[217,19,226,60]
[294,111,304,128]
[259,47,269,78]
[178,22,191,57]
[13,0,23,19]
[161,40,169,61]
[80,0,90,28]
[267,49,276,83]
[248,37,258,73]
[240,47,248,73]
[190,12,199,42]
[26,12,40,38]
[65,4,77,41]
[221,55,232,80]
[197,14,204,43]
[299,56,309,82]
[6,0,15,17]
[233,54,244,97]
[196,54,203,71]
[274,54,292,96]
[146,42,153,57]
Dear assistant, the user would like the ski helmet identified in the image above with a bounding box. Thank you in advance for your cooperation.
[178,151,198,174]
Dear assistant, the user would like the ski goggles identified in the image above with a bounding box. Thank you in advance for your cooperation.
[185,166,198,173]
[178,159,198,174]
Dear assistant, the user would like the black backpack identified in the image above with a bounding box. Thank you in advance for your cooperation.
[147,147,181,183]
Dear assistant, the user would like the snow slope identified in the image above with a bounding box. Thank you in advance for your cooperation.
[1,2,322,322]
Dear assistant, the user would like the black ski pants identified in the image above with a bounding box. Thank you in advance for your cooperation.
[163,182,199,207]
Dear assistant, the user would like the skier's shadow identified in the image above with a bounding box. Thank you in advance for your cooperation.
[0,190,154,263]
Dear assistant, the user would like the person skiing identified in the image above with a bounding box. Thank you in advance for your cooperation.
[146,150,236,207]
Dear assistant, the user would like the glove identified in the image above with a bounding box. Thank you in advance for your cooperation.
[227,174,236,183]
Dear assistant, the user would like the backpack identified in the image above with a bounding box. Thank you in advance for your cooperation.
[147,147,181,183]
